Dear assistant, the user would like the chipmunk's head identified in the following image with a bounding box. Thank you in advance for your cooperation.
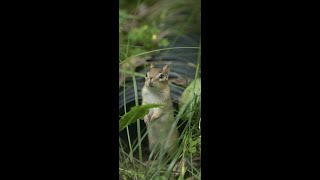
[145,63,170,89]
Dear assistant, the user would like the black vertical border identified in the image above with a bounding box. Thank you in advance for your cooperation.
[3,1,120,178]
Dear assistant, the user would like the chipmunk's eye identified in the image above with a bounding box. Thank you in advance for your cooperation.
[159,74,164,79]
[146,73,148,77]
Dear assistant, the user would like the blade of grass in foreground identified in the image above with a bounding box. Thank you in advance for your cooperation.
[132,73,143,163]
[119,47,200,65]
[119,104,163,133]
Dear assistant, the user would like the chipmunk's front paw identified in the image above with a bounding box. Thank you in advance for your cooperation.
[150,113,160,121]
[144,114,151,125]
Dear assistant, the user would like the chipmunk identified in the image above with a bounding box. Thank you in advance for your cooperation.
[142,63,179,155]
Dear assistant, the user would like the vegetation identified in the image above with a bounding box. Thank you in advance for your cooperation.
[119,0,201,179]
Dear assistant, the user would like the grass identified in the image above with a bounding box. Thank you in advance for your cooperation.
[119,83,201,179]
[119,0,201,179]
[119,46,200,65]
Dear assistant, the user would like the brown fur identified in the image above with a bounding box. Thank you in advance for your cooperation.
[142,64,179,154]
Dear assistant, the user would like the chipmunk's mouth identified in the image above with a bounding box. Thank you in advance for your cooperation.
[147,81,155,87]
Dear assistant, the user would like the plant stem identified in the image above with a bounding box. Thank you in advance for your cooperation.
[132,73,143,164]
[122,57,134,163]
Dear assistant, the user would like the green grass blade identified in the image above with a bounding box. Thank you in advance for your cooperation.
[119,104,163,133]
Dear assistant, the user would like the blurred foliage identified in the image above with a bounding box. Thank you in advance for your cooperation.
[119,0,200,61]
[119,1,170,61]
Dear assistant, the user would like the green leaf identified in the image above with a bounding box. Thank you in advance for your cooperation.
[189,140,197,147]
[119,104,163,133]
[156,176,167,180]
[189,147,196,153]
[178,78,201,121]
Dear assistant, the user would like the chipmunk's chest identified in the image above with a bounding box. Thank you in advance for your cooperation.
[145,91,163,104]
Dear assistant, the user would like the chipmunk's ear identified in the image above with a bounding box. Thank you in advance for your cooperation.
[150,63,155,69]
[162,64,170,75]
